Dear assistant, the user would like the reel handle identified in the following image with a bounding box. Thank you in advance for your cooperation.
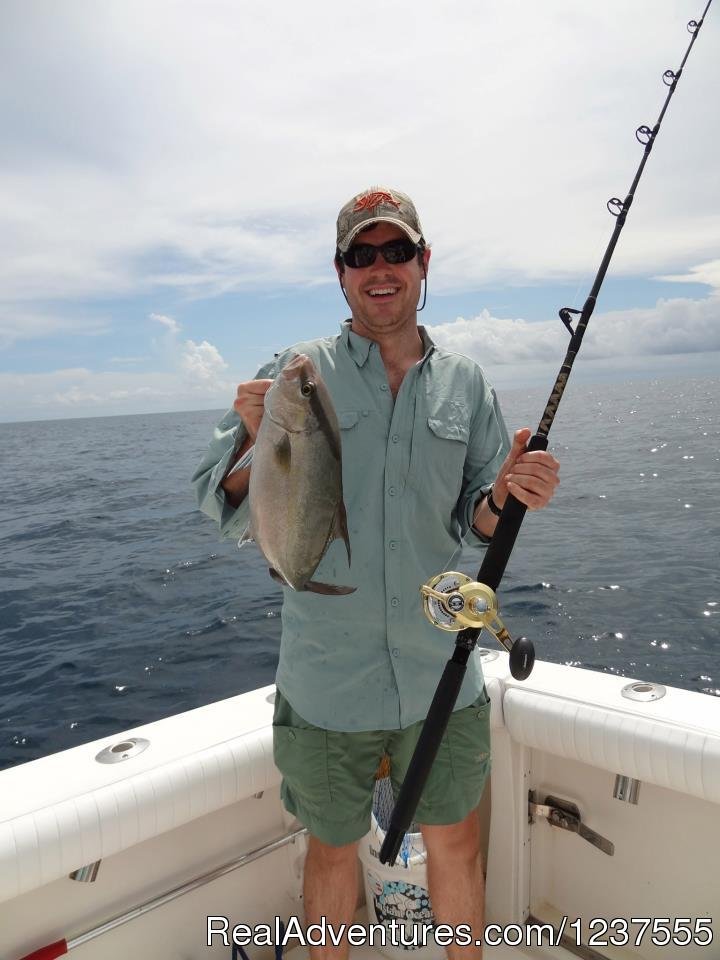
[490,623,535,680]
[509,635,535,680]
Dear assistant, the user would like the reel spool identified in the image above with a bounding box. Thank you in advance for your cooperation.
[421,571,496,632]
[420,571,535,680]
[422,572,472,631]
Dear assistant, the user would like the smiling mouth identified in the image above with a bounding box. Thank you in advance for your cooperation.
[367,287,399,299]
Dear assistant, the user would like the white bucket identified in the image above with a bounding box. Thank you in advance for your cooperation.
[359,798,439,960]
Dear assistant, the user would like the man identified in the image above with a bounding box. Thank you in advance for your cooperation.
[192,187,560,959]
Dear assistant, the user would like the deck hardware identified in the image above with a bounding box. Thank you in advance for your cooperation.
[613,775,641,804]
[69,860,101,883]
[529,792,614,855]
[621,680,666,702]
[95,737,150,764]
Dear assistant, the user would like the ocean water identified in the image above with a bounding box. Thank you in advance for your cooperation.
[1,375,718,772]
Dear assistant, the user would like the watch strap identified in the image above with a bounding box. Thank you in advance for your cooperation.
[487,487,503,517]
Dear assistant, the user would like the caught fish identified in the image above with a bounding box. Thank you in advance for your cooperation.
[229,354,354,595]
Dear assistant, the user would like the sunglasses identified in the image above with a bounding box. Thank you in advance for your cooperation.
[341,237,420,269]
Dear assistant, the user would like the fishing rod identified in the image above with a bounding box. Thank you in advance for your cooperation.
[380,0,712,866]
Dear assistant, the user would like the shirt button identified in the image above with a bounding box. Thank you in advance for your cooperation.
[288,731,296,741]
[389,541,397,550]
[362,410,369,417]
[392,435,399,443]
[388,487,396,496]
[392,648,400,657]
[391,597,399,607]
[380,384,388,391]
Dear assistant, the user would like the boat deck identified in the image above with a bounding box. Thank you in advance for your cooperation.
[288,943,571,959]
[285,908,575,960]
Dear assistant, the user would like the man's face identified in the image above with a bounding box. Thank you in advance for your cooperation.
[335,222,431,337]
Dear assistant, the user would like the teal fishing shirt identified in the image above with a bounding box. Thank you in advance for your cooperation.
[191,321,510,732]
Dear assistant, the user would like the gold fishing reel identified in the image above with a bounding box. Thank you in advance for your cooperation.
[420,571,514,654]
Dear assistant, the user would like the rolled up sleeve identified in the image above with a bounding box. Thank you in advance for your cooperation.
[190,358,278,541]
[190,409,250,540]
[458,380,510,547]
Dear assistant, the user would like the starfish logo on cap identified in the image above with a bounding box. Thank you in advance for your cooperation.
[336,186,422,253]
[353,190,401,213]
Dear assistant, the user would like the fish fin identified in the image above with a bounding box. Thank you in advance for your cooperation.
[333,500,352,567]
[273,433,291,473]
[269,567,291,587]
[304,580,356,596]
[269,567,355,596]
[227,445,254,476]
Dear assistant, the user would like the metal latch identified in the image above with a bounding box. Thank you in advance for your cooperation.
[529,792,614,856]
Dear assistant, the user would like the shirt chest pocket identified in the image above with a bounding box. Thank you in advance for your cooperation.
[336,411,363,507]
[408,397,471,500]
[338,411,360,430]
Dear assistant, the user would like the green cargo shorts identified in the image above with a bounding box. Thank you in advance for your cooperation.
[272,687,491,847]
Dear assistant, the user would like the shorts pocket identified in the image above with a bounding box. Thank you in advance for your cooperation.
[446,695,492,786]
[273,724,332,807]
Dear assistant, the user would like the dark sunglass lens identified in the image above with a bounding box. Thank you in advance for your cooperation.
[382,239,416,264]
[343,238,416,268]
[345,244,377,269]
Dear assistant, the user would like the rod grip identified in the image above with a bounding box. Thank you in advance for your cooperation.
[379,652,469,864]
[479,433,549,591]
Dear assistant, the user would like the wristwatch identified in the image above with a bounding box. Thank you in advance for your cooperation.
[486,486,503,517]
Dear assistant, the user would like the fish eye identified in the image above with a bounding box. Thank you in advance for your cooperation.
[301,381,315,397]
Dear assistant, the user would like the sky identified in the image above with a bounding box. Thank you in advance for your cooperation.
[1,0,719,423]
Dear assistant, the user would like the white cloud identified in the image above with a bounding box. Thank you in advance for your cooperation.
[655,259,720,288]
[429,311,565,365]
[0,307,109,348]
[0,0,717,304]
[148,313,231,391]
[0,335,235,420]
[180,339,228,381]
[2,287,717,421]
[150,312,180,334]
[0,367,236,421]
[427,289,720,366]
[51,385,104,407]
[2,2,718,421]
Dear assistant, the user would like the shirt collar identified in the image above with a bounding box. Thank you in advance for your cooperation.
[340,320,436,368]
[417,325,436,366]
[341,320,373,366]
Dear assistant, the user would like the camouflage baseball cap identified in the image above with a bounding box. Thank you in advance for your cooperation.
[336,186,424,253]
